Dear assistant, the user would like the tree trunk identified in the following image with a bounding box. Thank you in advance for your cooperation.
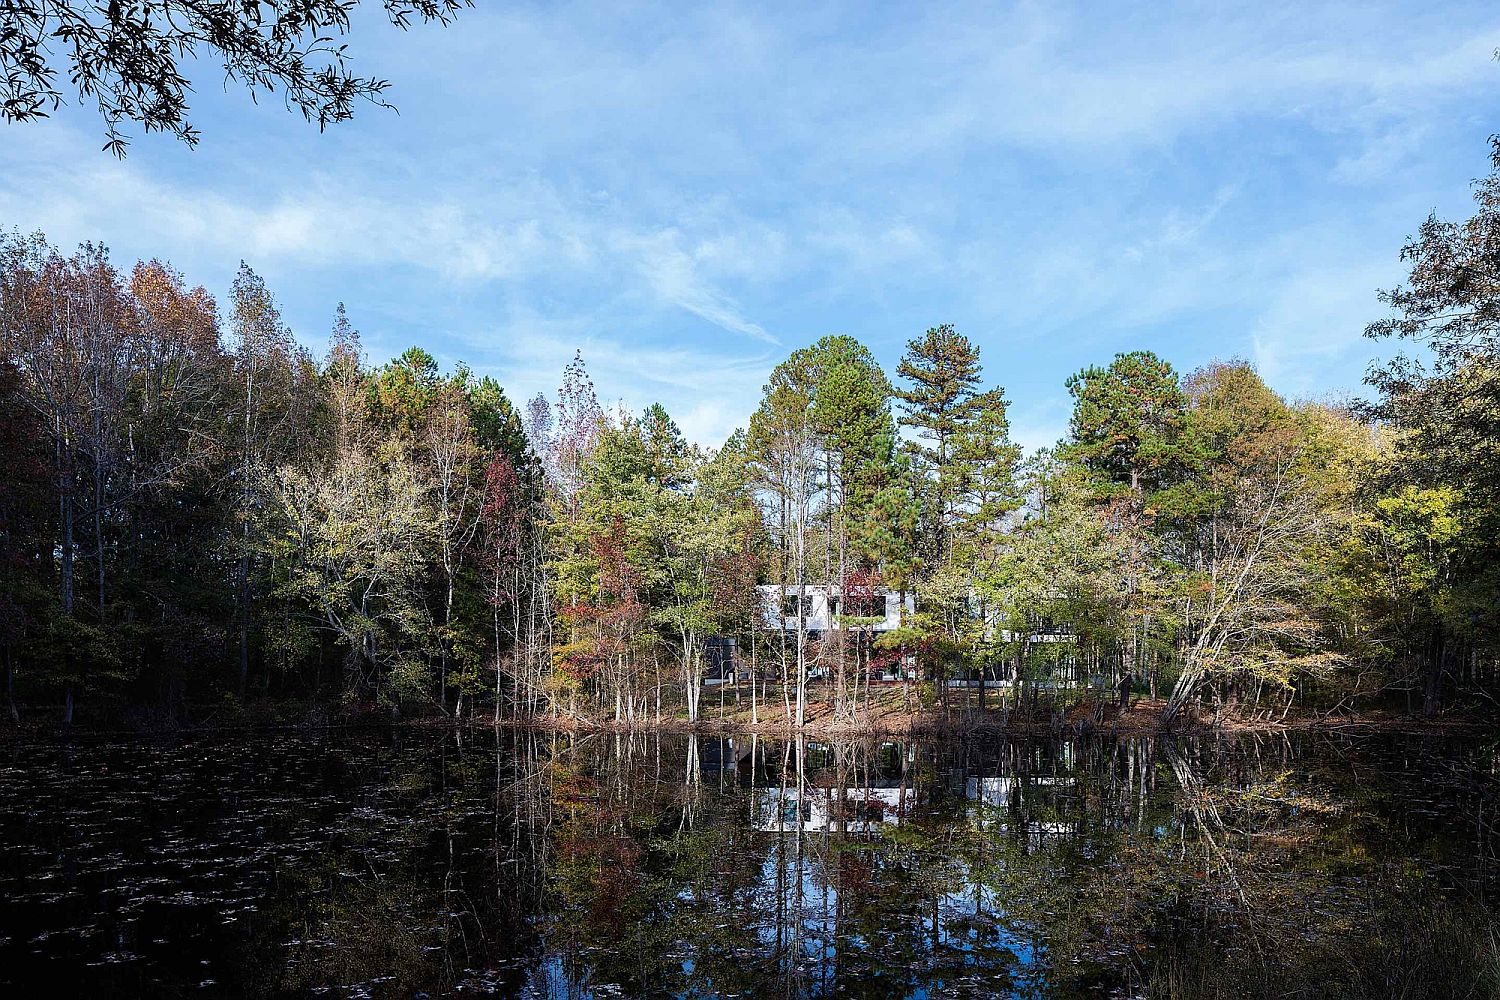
[6,648,19,723]
[237,553,251,697]
[1162,661,1201,726]
[1423,633,1446,716]
[59,438,75,617]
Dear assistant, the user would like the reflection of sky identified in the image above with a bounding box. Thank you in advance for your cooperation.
[712,807,1060,997]
[712,744,1100,994]
[513,732,1460,999]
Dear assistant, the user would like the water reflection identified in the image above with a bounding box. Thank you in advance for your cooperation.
[1,728,1497,997]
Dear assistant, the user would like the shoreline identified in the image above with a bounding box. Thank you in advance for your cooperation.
[468,699,1488,739]
[0,699,1487,741]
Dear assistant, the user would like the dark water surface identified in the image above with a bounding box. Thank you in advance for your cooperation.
[1,727,1497,998]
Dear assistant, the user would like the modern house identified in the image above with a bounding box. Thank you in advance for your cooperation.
[755,583,916,682]
[702,584,916,685]
[757,583,912,636]
[703,584,1084,688]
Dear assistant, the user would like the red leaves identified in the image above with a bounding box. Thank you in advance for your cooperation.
[478,455,525,607]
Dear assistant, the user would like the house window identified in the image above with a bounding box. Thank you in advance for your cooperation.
[780,798,812,825]
[705,637,736,679]
[781,594,814,619]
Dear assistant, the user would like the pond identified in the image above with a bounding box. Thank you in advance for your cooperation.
[1,726,1497,998]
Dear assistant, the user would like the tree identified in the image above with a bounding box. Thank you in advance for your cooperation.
[0,233,134,721]
[469,375,543,719]
[1361,138,1500,710]
[985,463,1130,708]
[1061,350,1191,699]
[893,328,1019,700]
[477,453,529,719]
[1064,350,1190,498]
[549,351,603,522]
[322,304,368,452]
[1,0,470,154]
[422,377,482,716]
[0,356,54,721]
[895,324,986,559]
[260,446,435,704]
[949,388,1021,559]
[0,234,233,721]
[748,348,822,727]
[1160,364,1346,722]
[121,259,228,707]
[226,262,311,697]
[656,425,761,723]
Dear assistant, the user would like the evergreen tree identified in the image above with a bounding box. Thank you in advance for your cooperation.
[1064,350,1190,498]
[950,387,1022,556]
[894,324,985,554]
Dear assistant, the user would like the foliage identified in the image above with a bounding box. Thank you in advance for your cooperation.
[1,0,470,154]
[7,163,1500,724]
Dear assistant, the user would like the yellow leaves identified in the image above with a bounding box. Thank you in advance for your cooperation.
[1374,485,1465,547]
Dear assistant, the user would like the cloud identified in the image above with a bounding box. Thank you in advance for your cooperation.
[0,123,785,347]
[612,228,780,343]
[1123,185,1239,261]
[1250,260,1398,393]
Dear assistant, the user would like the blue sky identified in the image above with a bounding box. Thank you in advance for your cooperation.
[3,1,1498,450]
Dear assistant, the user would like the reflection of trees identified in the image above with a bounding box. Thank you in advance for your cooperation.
[520,731,1497,999]
[1132,735,1500,997]
[256,729,542,998]
[244,728,1500,998]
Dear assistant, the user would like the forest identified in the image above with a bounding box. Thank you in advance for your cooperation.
[4,149,1500,732]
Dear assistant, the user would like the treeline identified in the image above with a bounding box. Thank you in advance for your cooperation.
[4,149,1500,727]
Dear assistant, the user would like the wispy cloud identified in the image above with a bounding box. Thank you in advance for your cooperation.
[612,228,779,344]
[460,325,776,446]
[3,1,1496,450]
[1250,259,1400,392]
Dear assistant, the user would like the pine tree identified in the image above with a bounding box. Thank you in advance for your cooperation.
[894,325,986,557]
[1064,350,1190,498]
[950,387,1022,555]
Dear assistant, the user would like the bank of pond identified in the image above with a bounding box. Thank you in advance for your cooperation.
[1,727,1498,998]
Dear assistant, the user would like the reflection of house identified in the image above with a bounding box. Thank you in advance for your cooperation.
[752,786,906,834]
[698,736,746,774]
[966,776,1015,808]
[1025,820,1081,852]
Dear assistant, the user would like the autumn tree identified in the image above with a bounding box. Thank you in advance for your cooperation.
[226,263,313,697]
[0,234,233,720]
[1356,138,1500,709]
[1160,364,1348,722]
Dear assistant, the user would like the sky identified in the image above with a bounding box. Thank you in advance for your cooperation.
[3,1,1499,451]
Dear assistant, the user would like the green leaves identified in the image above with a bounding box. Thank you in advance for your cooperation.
[1064,350,1189,499]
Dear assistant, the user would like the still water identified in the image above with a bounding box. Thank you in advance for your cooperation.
[0,727,1496,998]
